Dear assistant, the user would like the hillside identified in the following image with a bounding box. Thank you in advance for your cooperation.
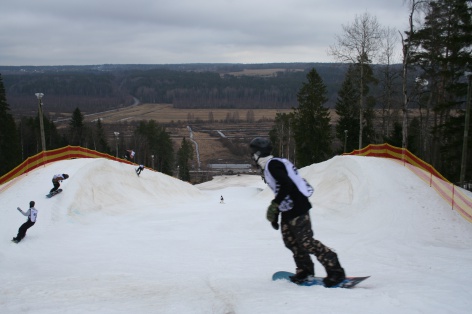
[2,63,350,116]
[1,156,471,313]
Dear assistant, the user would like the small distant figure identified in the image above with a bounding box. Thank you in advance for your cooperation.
[124,149,135,161]
[220,195,225,204]
[12,201,38,243]
[50,174,69,194]
[136,164,145,176]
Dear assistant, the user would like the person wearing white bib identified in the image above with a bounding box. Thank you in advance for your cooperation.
[249,137,346,287]
[50,173,69,194]
[125,149,135,161]
[12,201,38,243]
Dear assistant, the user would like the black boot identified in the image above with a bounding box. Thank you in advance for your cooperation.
[323,268,346,287]
[289,269,314,284]
[320,251,346,287]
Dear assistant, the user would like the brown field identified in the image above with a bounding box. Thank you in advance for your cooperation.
[80,103,294,124]
[67,103,343,170]
[59,103,407,175]
[225,68,305,77]
[50,102,404,179]
[60,103,296,169]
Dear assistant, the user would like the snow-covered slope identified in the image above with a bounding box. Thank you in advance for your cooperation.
[1,156,471,314]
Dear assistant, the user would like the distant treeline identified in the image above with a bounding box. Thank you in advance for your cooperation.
[1,63,354,114]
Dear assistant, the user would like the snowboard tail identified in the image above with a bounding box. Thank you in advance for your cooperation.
[272,271,369,288]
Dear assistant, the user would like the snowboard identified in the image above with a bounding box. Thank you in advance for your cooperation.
[272,271,370,288]
[46,189,62,198]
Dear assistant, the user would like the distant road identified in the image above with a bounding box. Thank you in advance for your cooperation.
[187,126,201,170]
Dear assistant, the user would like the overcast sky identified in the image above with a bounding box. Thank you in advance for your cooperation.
[1,0,410,66]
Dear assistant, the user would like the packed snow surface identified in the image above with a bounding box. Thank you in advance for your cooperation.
[1,156,471,314]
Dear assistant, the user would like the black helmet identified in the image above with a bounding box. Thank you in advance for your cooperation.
[249,137,273,159]
[29,201,35,208]
[63,174,69,179]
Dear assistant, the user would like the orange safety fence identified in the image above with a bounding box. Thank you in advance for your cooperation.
[0,146,134,187]
[344,143,472,223]
[2,144,471,223]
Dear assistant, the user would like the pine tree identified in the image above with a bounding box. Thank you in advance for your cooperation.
[335,66,360,153]
[177,137,194,181]
[385,121,403,148]
[356,54,378,147]
[293,68,332,167]
[408,0,472,180]
[69,107,85,146]
[0,74,21,175]
[93,119,111,154]
[134,120,174,175]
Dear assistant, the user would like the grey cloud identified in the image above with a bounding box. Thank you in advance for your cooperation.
[1,0,408,65]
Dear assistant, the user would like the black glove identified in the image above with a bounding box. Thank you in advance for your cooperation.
[266,201,280,230]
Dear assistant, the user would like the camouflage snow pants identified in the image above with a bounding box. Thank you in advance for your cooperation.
[281,213,342,276]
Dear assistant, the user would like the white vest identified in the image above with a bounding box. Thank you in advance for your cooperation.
[29,208,38,222]
[264,158,314,212]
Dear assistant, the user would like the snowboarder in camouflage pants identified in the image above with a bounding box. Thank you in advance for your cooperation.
[281,214,344,282]
[249,137,346,287]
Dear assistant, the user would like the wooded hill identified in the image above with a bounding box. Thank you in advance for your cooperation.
[1,63,354,115]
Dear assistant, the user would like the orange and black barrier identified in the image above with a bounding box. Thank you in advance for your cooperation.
[345,143,472,223]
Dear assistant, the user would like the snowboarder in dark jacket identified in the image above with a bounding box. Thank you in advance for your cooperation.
[136,164,145,176]
[12,201,38,243]
[249,137,346,287]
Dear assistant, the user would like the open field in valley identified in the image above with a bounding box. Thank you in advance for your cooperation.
[48,103,392,173]
[57,103,297,169]
[80,103,294,124]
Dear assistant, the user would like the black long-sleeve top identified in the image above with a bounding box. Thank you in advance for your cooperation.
[267,159,312,221]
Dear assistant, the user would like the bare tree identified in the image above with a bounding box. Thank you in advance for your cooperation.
[399,0,429,148]
[378,27,402,139]
[329,12,383,149]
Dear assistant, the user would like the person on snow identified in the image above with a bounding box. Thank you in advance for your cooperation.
[12,201,38,243]
[249,137,346,287]
[220,195,225,204]
[124,149,135,161]
[136,164,145,176]
[50,173,69,194]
